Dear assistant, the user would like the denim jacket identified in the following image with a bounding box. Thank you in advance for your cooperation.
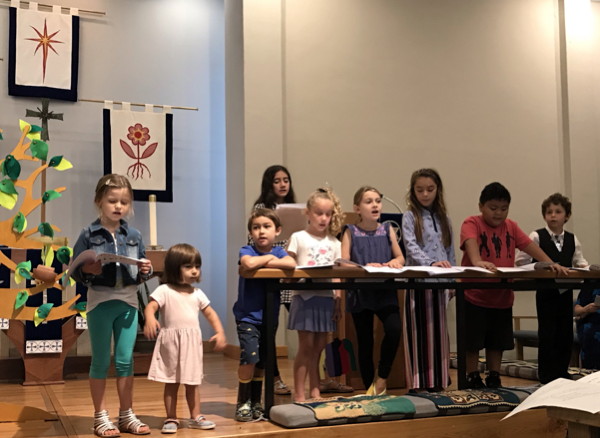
[72,219,148,287]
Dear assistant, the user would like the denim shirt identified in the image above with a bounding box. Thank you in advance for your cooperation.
[72,218,147,287]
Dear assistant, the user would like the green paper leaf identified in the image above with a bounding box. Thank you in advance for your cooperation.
[12,212,27,233]
[30,140,48,161]
[15,261,32,284]
[51,157,73,171]
[0,191,18,210]
[56,246,72,265]
[0,179,18,195]
[2,155,21,180]
[37,303,54,319]
[73,302,87,312]
[48,155,63,168]
[38,222,54,238]
[42,190,61,203]
[14,291,29,309]
[29,125,43,133]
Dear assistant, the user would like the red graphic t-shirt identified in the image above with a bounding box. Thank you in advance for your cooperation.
[460,215,532,309]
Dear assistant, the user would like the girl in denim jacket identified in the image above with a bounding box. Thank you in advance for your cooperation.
[72,174,153,437]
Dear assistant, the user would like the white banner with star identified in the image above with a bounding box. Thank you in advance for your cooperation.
[8,3,80,101]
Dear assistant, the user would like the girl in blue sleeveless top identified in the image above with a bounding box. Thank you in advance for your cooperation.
[341,186,404,395]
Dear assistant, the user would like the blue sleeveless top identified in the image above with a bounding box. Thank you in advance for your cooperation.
[346,222,399,312]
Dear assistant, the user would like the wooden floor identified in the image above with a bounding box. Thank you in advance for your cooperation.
[0,353,567,438]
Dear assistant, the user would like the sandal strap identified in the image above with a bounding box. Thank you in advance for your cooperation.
[94,410,119,436]
[118,408,148,434]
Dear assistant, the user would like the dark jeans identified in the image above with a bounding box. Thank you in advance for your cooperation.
[351,306,402,389]
[536,289,573,384]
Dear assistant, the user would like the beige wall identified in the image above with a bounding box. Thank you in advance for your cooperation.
[231,0,600,355]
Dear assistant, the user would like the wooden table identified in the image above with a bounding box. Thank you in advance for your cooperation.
[243,266,600,415]
[547,407,600,438]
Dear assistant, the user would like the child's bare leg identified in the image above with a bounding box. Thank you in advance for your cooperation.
[185,384,201,419]
[294,331,314,402]
[466,350,481,374]
[238,363,255,381]
[308,333,329,399]
[164,383,180,419]
[485,349,503,373]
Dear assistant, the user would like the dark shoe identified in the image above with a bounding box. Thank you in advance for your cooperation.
[235,400,252,422]
[465,371,486,389]
[251,402,265,420]
[485,371,502,389]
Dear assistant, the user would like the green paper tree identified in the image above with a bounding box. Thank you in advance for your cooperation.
[0,120,81,322]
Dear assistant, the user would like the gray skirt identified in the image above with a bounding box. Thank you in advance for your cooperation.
[288,295,335,333]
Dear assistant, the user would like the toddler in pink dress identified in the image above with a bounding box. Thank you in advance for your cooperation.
[144,244,226,434]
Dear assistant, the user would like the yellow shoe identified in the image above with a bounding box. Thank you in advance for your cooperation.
[366,383,376,396]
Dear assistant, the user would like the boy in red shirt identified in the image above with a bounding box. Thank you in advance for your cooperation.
[460,182,569,388]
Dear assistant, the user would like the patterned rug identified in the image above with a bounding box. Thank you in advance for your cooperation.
[409,388,520,411]
[449,354,596,381]
[297,394,415,420]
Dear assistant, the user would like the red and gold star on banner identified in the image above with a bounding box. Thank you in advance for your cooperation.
[26,19,63,83]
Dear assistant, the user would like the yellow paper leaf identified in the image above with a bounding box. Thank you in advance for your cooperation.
[15,270,23,284]
[79,311,87,319]
[43,245,54,267]
[33,313,44,326]
[19,120,31,133]
[26,132,41,141]
[54,158,73,171]
[0,192,18,210]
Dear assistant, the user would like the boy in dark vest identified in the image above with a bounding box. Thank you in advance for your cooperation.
[516,193,588,383]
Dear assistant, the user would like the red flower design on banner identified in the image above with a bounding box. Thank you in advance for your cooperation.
[120,123,158,180]
[127,123,150,146]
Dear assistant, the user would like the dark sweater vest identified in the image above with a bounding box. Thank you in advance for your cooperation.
[534,228,575,267]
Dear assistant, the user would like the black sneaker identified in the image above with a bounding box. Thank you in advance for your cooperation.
[485,371,502,389]
[251,402,265,420]
[465,371,486,389]
[235,400,253,422]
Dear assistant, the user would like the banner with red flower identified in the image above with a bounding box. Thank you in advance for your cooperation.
[103,103,173,202]
[8,3,80,101]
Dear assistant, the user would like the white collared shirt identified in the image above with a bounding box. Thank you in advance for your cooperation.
[515,226,588,267]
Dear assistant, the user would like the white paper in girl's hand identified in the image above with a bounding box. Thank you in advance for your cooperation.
[69,249,142,271]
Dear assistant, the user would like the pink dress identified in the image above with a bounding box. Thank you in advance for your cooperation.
[147,284,210,385]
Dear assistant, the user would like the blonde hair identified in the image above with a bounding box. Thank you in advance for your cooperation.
[94,174,134,216]
[352,185,382,207]
[306,187,344,237]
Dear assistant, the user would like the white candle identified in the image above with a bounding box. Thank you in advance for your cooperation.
[149,194,157,246]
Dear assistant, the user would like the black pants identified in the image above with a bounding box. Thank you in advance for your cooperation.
[536,288,573,384]
[351,306,402,389]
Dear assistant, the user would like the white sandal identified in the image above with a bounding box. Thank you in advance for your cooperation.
[93,410,120,437]
[117,408,150,435]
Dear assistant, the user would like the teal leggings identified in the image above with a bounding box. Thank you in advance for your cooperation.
[87,300,138,379]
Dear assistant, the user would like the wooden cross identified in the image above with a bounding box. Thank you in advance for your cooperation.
[25,98,63,142]
[25,98,64,222]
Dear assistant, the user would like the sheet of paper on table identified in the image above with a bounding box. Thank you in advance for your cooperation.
[503,371,600,420]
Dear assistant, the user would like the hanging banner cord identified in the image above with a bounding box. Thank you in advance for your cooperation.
[0,0,105,16]
[80,99,198,111]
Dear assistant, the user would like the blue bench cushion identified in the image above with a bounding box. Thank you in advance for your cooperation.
[269,389,530,428]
